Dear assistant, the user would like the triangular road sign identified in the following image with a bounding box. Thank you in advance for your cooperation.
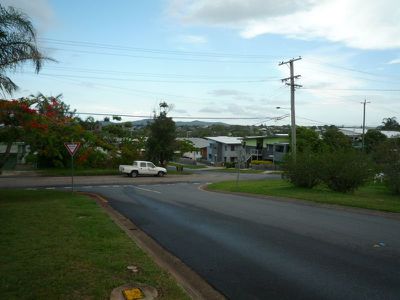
[64,142,81,156]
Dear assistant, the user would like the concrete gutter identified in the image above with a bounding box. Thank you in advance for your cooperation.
[80,192,225,300]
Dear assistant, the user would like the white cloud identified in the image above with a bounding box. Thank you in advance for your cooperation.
[180,34,208,44]
[1,0,55,30]
[169,0,400,50]
[387,58,400,64]
[209,89,246,96]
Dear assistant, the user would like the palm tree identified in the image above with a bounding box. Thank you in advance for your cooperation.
[0,5,52,95]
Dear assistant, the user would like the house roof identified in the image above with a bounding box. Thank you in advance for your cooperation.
[242,134,289,140]
[205,136,242,145]
[380,131,400,138]
[177,137,209,148]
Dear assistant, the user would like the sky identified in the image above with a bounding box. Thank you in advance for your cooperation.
[4,0,400,127]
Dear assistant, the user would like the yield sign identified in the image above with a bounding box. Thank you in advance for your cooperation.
[64,142,81,156]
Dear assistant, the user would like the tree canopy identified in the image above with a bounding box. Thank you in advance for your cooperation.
[145,102,177,165]
[0,5,51,95]
[380,117,400,131]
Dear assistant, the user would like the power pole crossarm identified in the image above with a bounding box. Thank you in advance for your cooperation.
[279,56,302,158]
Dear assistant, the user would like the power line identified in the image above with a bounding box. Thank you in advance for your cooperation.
[39,38,286,59]
[43,47,275,64]
[73,111,271,120]
[303,87,400,92]
[36,73,279,84]
[42,65,274,80]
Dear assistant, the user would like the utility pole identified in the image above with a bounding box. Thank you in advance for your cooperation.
[361,99,371,151]
[279,57,302,158]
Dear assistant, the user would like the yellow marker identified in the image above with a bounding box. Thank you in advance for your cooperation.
[122,287,143,300]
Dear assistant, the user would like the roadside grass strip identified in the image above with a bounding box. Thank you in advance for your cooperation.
[0,189,189,300]
[38,168,120,176]
[208,180,400,213]
[206,168,265,174]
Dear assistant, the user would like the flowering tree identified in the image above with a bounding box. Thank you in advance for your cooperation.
[0,94,93,169]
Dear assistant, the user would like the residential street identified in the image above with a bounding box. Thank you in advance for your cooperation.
[2,173,400,299]
[76,181,400,300]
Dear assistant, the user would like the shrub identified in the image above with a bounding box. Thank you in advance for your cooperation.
[319,150,372,193]
[373,138,400,194]
[224,162,236,168]
[251,160,273,165]
[282,151,322,188]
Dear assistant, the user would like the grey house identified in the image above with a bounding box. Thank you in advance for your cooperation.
[206,136,242,164]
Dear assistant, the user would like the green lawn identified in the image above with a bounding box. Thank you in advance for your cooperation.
[208,180,400,213]
[0,190,189,300]
[207,168,264,174]
[168,162,205,169]
[38,168,119,176]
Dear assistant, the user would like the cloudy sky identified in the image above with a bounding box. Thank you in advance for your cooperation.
[5,0,400,126]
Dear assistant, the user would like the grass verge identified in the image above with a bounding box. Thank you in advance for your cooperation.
[0,189,189,299]
[38,168,119,176]
[208,179,400,213]
[168,162,205,169]
[206,168,264,174]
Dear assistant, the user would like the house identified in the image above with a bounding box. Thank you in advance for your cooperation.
[176,137,209,160]
[0,142,30,169]
[205,136,242,164]
[241,134,290,163]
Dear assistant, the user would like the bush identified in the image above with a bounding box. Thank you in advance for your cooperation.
[224,162,236,168]
[319,150,372,193]
[251,160,273,165]
[283,149,372,192]
[282,151,322,188]
[373,138,400,194]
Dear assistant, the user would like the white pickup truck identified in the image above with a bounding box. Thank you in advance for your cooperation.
[119,160,167,177]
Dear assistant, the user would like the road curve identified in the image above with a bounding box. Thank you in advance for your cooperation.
[79,183,400,300]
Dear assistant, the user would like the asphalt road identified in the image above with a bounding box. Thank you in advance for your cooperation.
[76,182,400,300]
[0,171,278,189]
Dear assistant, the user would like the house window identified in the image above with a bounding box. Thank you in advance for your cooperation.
[224,157,227,162]
[230,157,236,162]
[225,145,227,151]
[231,145,235,151]
[275,145,285,152]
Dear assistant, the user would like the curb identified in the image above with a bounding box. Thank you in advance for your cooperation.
[79,192,225,300]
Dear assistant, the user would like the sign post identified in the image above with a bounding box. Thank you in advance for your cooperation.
[64,142,81,191]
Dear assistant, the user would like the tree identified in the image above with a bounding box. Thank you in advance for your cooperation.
[0,97,36,170]
[0,5,52,95]
[0,94,93,169]
[364,129,387,154]
[322,127,352,151]
[380,117,400,131]
[294,126,323,153]
[145,102,176,166]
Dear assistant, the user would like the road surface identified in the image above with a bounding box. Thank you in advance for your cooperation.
[74,182,400,300]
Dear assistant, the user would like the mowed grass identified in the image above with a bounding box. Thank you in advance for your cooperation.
[168,162,205,169]
[206,168,264,174]
[38,168,119,176]
[208,180,400,213]
[0,190,189,300]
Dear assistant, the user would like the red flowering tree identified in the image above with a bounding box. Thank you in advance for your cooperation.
[0,94,95,169]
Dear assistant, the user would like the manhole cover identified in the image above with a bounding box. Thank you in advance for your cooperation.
[110,283,158,300]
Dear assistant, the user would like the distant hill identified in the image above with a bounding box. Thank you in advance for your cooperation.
[131,119,228,127]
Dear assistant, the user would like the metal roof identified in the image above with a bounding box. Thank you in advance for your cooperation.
[205,136,242,145]
[177,137,210,148]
